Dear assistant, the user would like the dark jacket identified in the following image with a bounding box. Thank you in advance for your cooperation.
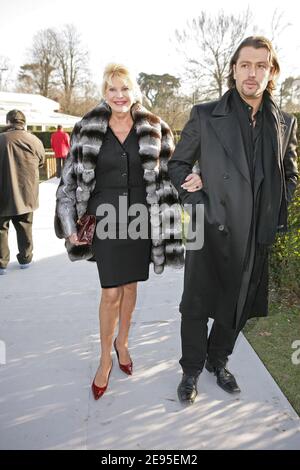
[0,127,45,216]
[168,89,298,326]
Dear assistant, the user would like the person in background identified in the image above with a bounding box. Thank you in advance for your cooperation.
[51,125,70,178]
[0,109,45,274]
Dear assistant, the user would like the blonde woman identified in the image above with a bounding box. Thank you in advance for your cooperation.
[55,64,201,400]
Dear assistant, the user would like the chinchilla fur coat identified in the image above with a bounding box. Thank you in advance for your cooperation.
[54,101,184,274]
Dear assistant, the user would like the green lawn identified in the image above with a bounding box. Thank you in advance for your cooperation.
[244,302,300,416]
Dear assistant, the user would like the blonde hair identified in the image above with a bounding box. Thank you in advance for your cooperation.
[101,63,142,102]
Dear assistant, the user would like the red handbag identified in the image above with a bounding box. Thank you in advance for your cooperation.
[76,214,96,245]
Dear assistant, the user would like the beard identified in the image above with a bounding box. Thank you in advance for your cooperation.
[240,81,264,98]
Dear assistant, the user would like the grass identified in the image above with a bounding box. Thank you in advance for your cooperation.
[244,300,300,416]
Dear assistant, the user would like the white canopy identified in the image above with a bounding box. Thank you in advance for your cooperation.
[0,92,80,130]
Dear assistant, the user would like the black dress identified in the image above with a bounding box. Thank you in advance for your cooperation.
[87,126,151,288]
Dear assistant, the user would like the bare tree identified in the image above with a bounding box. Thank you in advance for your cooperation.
[53,24,89,113]
[175,9,252,100]
[18,28,57,96]
[254,8,292,103]
[0,56,13,91]
[17,25,90,113]
[269,9,291,47]
[67,79,100,116]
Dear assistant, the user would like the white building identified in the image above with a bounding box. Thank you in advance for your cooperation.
[0,92,80,130]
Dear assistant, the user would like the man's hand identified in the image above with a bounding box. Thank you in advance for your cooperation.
[181,173,203,192]
[68,233,88,246]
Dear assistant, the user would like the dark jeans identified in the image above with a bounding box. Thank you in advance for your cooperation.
[179,312,249,375]
[56,158,65,178]
[0,212,33,268]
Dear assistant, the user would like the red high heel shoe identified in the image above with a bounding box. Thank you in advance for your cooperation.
[113,338,133,375]
[91,361,113,400]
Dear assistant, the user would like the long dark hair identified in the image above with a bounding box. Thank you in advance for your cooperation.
[227,36,280,94]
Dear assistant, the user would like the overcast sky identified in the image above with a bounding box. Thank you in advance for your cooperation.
[1,0,300,88]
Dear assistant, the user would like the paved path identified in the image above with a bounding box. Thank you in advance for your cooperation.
[0,179,299,450]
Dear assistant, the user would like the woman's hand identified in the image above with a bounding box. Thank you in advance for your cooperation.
[181,173,203,192]
[67,233,88,246]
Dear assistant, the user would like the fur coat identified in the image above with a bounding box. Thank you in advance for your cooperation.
[54,101,184,274]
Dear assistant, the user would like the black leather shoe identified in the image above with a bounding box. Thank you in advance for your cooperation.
[205,360,241,394]
[177,373,199,404]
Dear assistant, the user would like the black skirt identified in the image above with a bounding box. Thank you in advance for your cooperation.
[92,226,151,288]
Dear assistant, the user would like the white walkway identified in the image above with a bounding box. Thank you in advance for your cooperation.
[0,179,299,450]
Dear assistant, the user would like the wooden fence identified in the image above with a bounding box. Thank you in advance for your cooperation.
[40,151,57,180]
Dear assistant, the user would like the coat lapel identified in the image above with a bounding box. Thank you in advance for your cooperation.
[208,91,251,185]
[266,100,287,165]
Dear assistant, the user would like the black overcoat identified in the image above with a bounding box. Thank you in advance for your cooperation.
[168,90,298,327]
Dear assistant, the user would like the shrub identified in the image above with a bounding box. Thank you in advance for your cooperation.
[270,113,300,303]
